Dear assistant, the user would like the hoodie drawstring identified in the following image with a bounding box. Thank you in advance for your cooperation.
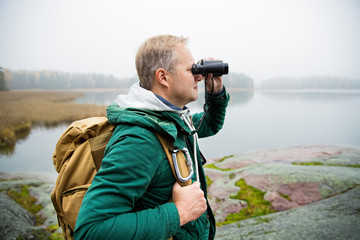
[181,114,200,183]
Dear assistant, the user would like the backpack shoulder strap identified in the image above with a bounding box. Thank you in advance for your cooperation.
[155,133,192,187]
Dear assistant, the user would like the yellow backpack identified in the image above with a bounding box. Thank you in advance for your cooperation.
[50,117,191,240]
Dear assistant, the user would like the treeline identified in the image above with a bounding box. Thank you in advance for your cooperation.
[3,69,138,90]
[1,68,255,90]
[223,73,254,89]
[261,76,360,89]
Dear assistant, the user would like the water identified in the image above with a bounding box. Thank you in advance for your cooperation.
[198,90,360,159]
[0,126,68,181]
[1,89,360,181]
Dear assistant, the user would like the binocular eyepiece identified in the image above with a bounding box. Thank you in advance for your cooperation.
[192,60,229,76]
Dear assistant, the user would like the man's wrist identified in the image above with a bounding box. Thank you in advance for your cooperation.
[210,86,224,96]
[174,202,188,226]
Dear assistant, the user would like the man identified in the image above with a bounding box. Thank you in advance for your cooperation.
[74,35,229,239]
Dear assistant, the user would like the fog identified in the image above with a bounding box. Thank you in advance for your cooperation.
[0,0,359,83]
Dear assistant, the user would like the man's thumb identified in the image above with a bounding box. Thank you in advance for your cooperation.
[192,181,200,187]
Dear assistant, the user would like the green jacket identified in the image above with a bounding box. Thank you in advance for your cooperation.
[74,84,229,240]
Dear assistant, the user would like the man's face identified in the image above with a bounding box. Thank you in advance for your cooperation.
[167,44,203,108]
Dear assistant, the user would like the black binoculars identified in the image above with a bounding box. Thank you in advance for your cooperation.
[192,60,229,76]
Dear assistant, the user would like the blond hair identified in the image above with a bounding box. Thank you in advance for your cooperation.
[135,35,188,90]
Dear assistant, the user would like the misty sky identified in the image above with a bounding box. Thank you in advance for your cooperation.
[0,0,359,83]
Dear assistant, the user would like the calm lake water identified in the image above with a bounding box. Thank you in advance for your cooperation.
[1,89,360,182]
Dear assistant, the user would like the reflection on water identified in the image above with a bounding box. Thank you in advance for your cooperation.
[1,89,360,181]
[199,89,360,159]
[0,125,67,181]
[0,122,67,156]
[74,89,128,106]
[186,89,254,111]
[0,127,31,155]
[261,90,360,102]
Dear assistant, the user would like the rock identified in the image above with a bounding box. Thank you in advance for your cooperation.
[263,191,299,211]
[205,145,360,223]
[210,198,247,222]
[215,186,360,240]
[0,173,55,239]
[0,191,50,240]
[28,181,58,227]
[242,174,274,192]
[277,182,322,205]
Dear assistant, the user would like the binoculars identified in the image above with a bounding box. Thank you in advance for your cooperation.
[192,60,229,76]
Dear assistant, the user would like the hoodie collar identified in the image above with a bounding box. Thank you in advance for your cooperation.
[115,83,189,115]
[154,94,189,111]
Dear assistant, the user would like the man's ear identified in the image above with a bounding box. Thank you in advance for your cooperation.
[155,68,170,87]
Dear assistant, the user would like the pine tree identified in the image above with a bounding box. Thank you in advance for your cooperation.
[0,67,8,91]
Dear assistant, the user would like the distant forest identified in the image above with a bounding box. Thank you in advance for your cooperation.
[2,69,137,90]
[261,76,360,89]
[1,68,254,90]
[2,68,359,91]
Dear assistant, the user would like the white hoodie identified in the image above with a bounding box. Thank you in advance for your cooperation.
[115,83,201,182]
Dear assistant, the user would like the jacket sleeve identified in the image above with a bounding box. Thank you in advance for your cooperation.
[74,130,180,240]
[193,86,230,138]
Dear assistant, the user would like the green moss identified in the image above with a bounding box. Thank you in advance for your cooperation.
[293,162,324,166]
[345,164,360,168]
[229,173,236,179]
[47,224,60,232]
[206,175,214,189]
[217,179,275,226]
[7,185,45,225]
[292,162,360,168]
[47,225,64,240]
[204,163,232,171]
[279,192,292,201]
[50,233,64,240]
[255,217,273,223]
[217,155,234,163]
[204,155,235,171]
[0,177,21,182]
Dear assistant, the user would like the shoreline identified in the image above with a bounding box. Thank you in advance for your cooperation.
[2,144,360,184]
[1,144,360,239]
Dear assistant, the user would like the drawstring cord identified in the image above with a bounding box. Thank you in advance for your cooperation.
[179,76,215,183]
[181,114,200,182]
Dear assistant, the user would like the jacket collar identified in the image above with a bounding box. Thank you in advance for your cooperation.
[106,103,194,142]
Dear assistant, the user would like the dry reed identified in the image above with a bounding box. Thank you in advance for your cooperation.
[0,90,106,148]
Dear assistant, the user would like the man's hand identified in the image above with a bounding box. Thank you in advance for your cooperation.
[172,181,207,226]
[205,73,223,94]
[201,57,224,94]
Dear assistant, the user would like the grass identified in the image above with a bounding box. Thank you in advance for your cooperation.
[217,178,275,226]
[0,90,106,152]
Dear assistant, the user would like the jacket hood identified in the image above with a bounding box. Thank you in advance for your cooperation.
[115,83,189,115]
[107,83,196,141]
